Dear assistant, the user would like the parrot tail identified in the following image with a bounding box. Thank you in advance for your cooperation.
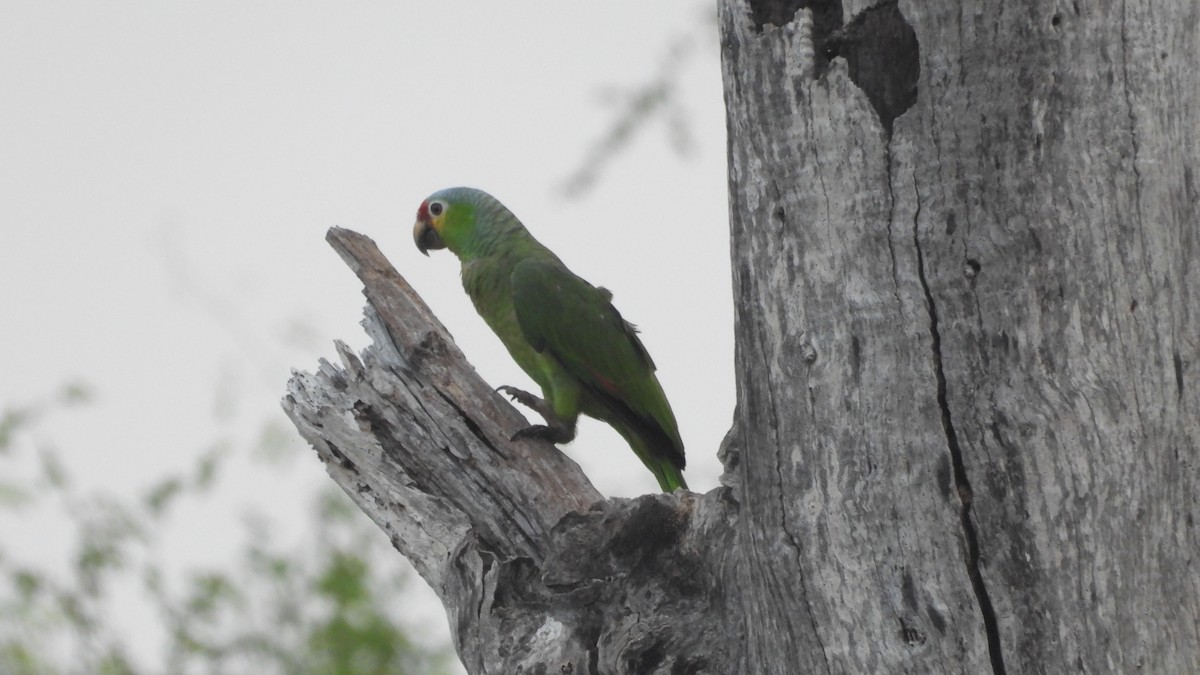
[584,384,687,492]
[625,430,688,492]
[652,458,689,492]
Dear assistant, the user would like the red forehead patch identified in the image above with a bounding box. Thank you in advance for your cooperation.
[417,200,430,221]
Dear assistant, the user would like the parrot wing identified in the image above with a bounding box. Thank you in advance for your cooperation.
[510,259,685,470]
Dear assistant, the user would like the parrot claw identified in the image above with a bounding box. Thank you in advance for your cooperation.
[498,385,577,444]
[497,385,556,418]
[511,424,575,444]
[496,385,538,406]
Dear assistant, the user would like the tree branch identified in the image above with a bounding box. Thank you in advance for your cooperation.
[283,228,735,674]
[282,227,601,592]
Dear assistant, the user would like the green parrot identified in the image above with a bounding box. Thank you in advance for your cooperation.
[412,187,687,491]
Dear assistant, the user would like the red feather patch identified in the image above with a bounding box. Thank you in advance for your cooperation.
[588,367,622,396]
[416,200,429,221]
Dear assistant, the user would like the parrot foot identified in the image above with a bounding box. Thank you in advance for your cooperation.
[497,385,576,444]
[497,385,544,410]
[510,424,575,444]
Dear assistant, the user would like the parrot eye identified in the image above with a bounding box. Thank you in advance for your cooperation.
[428,200,446,217]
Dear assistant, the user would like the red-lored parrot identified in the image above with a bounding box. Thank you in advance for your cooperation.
[413,187,686,491]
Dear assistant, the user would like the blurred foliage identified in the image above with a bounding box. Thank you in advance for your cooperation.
[0,384,454,675]
[558,8,716,199]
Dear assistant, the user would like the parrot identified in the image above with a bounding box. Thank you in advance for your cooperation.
[412,187,687,491]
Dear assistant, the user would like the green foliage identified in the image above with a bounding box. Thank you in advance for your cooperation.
[0,385,454,675]
[0,408,31,454]
[307,551,437,675]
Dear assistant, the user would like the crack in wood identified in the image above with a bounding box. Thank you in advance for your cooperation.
[884,146,905,310]
[435,389,508,458]
[911,173,1008,675]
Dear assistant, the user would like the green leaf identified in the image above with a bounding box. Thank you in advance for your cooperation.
[253,418,300,464]
[0,640,53,675]
[185,572,241,618]
[144,477,184,517]
[95,647,136,675]
[315,552,370,607]
[12,568,44,602]
[0,408,31,454]
[0,481,32,509]
[316,487,357,524]
[193,442,229,491]
[74,498,144,597]
[39,448,68,490]
[58,381,93,406]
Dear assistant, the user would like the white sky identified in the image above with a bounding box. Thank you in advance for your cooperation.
[1,1,731,667]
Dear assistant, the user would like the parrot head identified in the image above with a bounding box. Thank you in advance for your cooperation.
[415,186,506,258]
[413,192,453,256]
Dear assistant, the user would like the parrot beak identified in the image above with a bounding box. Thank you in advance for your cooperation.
[413,218,445,256]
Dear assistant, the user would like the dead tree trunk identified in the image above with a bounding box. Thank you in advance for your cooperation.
[284,1,1199,672]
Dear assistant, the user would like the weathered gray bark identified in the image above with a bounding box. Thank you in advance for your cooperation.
[284,229,731,673]
[284,1,1199,673]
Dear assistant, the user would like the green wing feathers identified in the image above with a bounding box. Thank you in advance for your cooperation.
[511,259,686,490]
